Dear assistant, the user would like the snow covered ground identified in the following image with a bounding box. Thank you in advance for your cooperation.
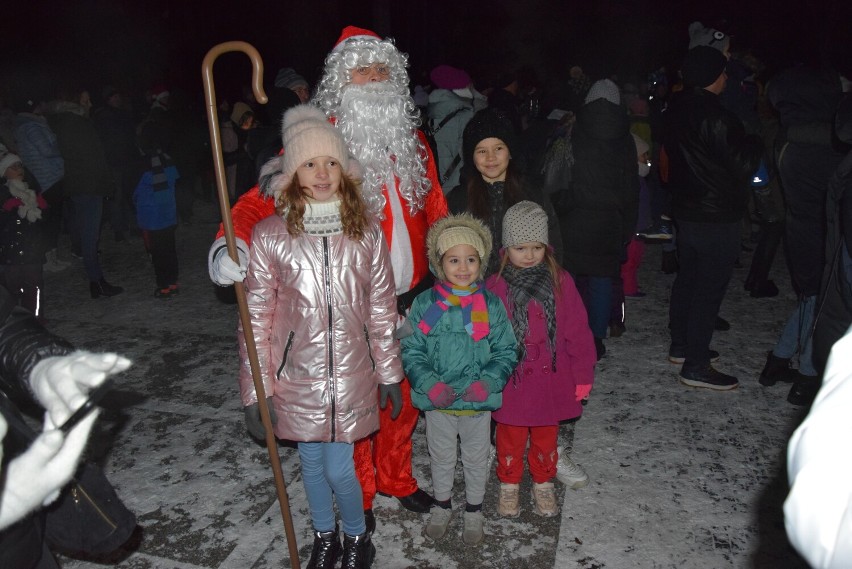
[45,199,810,568]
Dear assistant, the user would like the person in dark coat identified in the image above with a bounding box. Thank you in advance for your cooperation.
[559,79,639,360]
[758,64,846,399]
[665,47,763,390]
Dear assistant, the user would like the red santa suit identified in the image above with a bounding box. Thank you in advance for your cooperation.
[217,129,447,508]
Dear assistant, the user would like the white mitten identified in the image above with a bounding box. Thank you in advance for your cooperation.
[29,351,131,429]
[208,236,249,286]
[0,410,98,530]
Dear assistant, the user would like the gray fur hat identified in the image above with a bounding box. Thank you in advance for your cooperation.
[426,213,493,282]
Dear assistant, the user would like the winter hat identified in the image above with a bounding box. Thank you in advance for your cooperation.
[230,102,253,125]
[274,68,308,91]
[332,26,382,53]
[502,201,548,248]
[430,65,471,90]
[426,213,493,281]
[0,146,22,176]
[631,133,650,157]
[279,105,349,186]
[681,46,728,88]
[688,21,730,54]
[584,79,620,105]
[462,108,517,169]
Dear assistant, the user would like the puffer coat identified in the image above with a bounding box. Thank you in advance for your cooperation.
[238,214,402,443]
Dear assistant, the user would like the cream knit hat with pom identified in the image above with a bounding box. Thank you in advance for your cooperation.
[279,105,349,185]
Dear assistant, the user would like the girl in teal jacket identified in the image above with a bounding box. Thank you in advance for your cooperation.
[401,213,517,546]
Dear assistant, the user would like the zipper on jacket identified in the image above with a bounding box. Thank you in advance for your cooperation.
[276,331,295,379]
[323,237,336,441]
[364,325,376,371]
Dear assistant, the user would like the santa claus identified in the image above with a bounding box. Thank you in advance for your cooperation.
[208,26,447,530]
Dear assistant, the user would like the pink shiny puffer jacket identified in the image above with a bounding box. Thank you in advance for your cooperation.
[238,214,402,443]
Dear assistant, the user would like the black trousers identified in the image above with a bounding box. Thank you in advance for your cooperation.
[669,219,740,370]
[145,226,178,288]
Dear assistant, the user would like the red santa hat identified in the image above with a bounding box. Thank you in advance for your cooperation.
[332,26,382,53]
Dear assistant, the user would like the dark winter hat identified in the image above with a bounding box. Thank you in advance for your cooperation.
[462,108,518,167]
[681,46,728,88]
[688,21,731,54]
[430,65,471,90]
[274,67,308,91]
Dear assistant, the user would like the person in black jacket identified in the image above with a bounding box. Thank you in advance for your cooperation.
[0,284,131,568]
[664,46,763,390]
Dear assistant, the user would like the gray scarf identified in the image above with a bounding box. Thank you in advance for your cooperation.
[502,263,557,377]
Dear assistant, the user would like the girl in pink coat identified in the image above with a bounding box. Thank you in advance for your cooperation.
[486,201,596,519]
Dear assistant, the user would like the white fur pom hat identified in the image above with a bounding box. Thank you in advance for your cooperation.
[258,104,361,198]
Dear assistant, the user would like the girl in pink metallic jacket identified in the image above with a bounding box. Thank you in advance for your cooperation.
[238,105,402,568]
[486,201,596,519]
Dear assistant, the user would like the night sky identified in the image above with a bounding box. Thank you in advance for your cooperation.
[3,0,850,108]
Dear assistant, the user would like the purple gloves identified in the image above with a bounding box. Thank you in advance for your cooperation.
[461,380,489,403]
[427,382,456,408]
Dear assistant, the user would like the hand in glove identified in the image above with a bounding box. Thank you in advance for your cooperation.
[379,383,402,420]
[575,384,592,402]
[461,380,490,403]
[244,398,277,440]
[427,382,456,409]
[29,351,131,429]
[0,408,99,530]
[208,236,249,286]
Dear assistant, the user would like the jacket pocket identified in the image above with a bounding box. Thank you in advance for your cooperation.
[364,325,376,372]
[276,331,295,379]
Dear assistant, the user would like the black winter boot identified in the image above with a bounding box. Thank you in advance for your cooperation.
[758,351,791,386]
[341,531,375,569]
[90,278,124,298]
[306,525,341,569]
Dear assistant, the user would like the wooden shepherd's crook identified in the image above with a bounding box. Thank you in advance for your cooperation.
[201,42,301,569]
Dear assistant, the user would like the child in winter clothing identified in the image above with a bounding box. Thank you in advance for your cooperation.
[238,105,402,569]
[133,150,180,298]
[401,213,518,545]
[0,147,48,319]
[486,201,596,517]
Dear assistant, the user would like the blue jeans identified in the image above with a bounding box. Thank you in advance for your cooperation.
[773,295,817,377]
[574,275,613,339]
[70,195,104,282]
[298,442,365,536]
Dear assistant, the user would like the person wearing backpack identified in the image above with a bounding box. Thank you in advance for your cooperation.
[427,65,487,193]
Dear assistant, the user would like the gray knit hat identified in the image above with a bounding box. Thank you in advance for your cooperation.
[502,201,548,248]
[584,79,620,106]
[688,21,730,54]
[274,67,309,90]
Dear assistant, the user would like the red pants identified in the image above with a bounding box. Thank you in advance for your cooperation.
[495,423,558,484]
[620,238,646,296]
[353,377,420,509]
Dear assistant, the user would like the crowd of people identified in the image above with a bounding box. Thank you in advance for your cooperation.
[0,16,850,569]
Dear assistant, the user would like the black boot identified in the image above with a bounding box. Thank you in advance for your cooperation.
[90,278,124,298]
[341,531,375,569]
[758,351,791,386]
[364,508,376,535]
[306,525,341,569]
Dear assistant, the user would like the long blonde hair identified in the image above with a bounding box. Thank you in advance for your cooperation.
[497,245,563,294]
[275,171,368,241]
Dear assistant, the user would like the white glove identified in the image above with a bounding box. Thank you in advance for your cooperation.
[29,351,132,429]
[0,409,99,530]
[208,236,249,286]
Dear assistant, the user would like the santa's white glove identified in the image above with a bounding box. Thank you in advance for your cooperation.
[208,236,249,286]
[0,409,98,530]
[29,351,131,429]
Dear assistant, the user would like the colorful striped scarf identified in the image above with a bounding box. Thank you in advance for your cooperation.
[417,281,490,341]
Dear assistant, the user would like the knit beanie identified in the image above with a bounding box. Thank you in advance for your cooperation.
[426,213,493,281]
[430,65,471,90]
[231,102,253,125]
[0,147,22,176]
[462,108,517,169]
[584,79,621,105]
[274,68,308,90]
[332,25,382,53]
[681,46,728,88]
[502,201,548,248]
[688,21,731,54]
[280,105,349,185]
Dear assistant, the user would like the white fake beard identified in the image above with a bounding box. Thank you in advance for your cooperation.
[336,82,430,215]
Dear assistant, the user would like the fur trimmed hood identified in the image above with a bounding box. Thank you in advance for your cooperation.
[426,213,492,282]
